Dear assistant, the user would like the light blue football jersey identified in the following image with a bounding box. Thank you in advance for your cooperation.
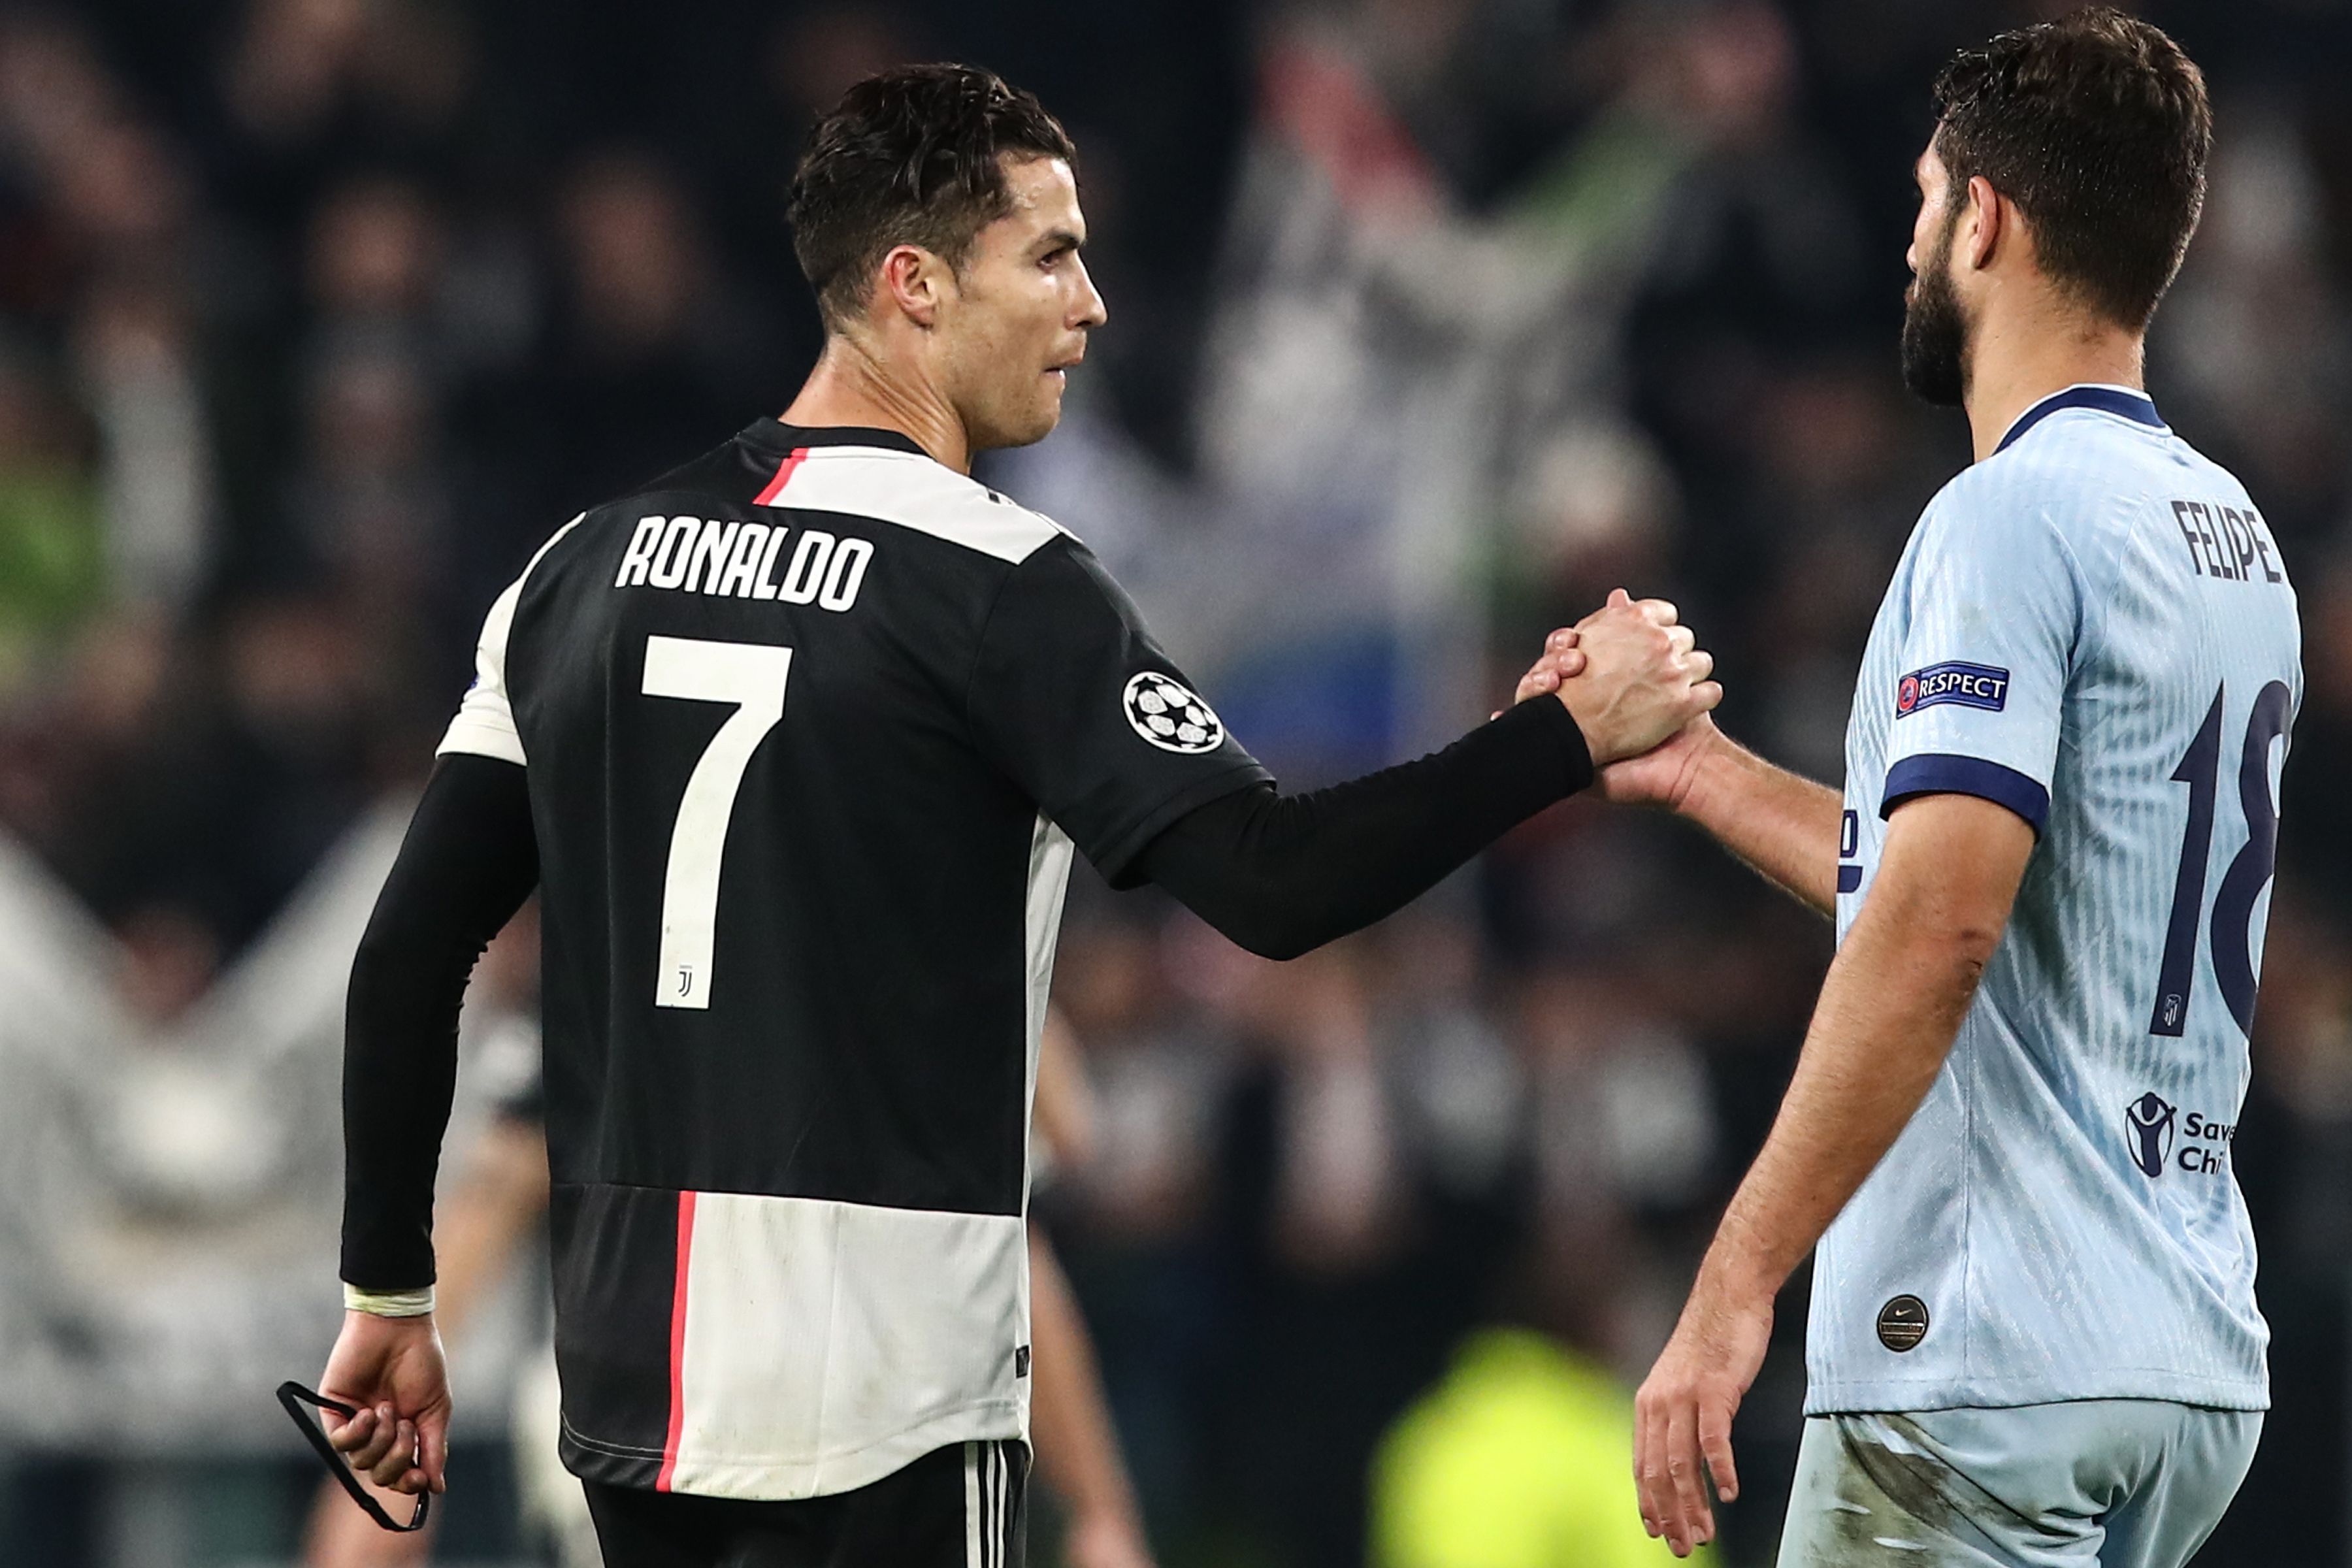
[1812,385,2296,1415]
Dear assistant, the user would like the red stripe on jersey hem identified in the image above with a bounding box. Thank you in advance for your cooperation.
[655,1189,697,1492]
[752,448,810,506]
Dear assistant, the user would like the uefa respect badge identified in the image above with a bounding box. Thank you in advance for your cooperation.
[1897,661,2010,719]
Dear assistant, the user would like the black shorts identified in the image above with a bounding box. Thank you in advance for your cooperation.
[583,1439,1027,1568]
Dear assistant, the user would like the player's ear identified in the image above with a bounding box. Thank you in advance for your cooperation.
[1961,175,2002,272]
[877,245,944,329]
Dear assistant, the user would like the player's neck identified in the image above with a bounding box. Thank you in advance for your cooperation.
[1960,301,2146,463]
[781,334,974,474]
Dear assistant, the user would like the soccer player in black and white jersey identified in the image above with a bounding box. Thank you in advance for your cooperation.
[317,64,1719,1568]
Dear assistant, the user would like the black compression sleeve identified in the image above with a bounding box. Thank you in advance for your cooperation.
[1135,697,1593,959]
[340,753,539,1290]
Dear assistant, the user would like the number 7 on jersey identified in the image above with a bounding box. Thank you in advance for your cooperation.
[642,636,792,1009]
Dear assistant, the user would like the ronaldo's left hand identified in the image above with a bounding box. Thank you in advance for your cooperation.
[1634,1277,1772,1556]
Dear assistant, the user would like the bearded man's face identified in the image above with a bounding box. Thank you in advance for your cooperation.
[1901,188,1970,407]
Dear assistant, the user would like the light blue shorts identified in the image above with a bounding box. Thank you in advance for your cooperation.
[1776,1401,2261,1568]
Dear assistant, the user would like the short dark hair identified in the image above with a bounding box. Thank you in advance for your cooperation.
[787,63,1077,330]
[1932,7,2210,330]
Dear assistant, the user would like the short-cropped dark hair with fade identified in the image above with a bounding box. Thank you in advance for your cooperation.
[1933,7,2211,330]
[787,63,1078,331]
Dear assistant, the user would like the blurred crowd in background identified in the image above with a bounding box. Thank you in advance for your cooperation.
[1,0,2349,1565]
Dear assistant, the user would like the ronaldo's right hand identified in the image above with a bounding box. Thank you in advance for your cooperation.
[1548,590,1721,766]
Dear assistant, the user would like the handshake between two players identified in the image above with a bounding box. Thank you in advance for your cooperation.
[319,13,2288,1565]
[1513,589,1722,776]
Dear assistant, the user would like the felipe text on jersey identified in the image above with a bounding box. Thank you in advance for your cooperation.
[2169,498,2282,585]
[615,513,875,612]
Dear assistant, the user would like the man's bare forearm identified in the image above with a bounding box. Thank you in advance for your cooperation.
[1693,798,2026,1301]
[1633,796,2032,1560]
[1679,734,1844,917]
[1697,904,1982,1299]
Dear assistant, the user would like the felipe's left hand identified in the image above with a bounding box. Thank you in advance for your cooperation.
[1633,1279,1772,1556]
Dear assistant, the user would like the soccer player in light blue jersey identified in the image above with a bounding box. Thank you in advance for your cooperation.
[1516,10,2295,1564]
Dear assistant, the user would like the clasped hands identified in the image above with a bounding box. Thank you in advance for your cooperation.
[1514,587,1722,779]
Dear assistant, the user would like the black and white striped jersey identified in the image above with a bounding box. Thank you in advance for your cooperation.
[439,420,1267,1501]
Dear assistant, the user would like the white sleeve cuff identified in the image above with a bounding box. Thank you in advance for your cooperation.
[344,1284,436,1318]
[436,711,527,767]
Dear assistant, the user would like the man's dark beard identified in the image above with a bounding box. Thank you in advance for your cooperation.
[1900,219,1968,407]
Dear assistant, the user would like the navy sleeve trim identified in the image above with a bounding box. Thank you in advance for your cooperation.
[1880,753,2050,835]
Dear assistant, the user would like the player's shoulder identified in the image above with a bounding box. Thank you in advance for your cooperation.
[1978,391,2193,510]
[576,425,774,519]
[755,444,1070,566]
[529,431,766,569]
[563,423,1075,569]
[1925,398,2185,566]
[1914,456,2083,570]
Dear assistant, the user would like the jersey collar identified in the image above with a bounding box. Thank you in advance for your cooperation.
[740,419,931,459]
[1994,384,2166,454]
